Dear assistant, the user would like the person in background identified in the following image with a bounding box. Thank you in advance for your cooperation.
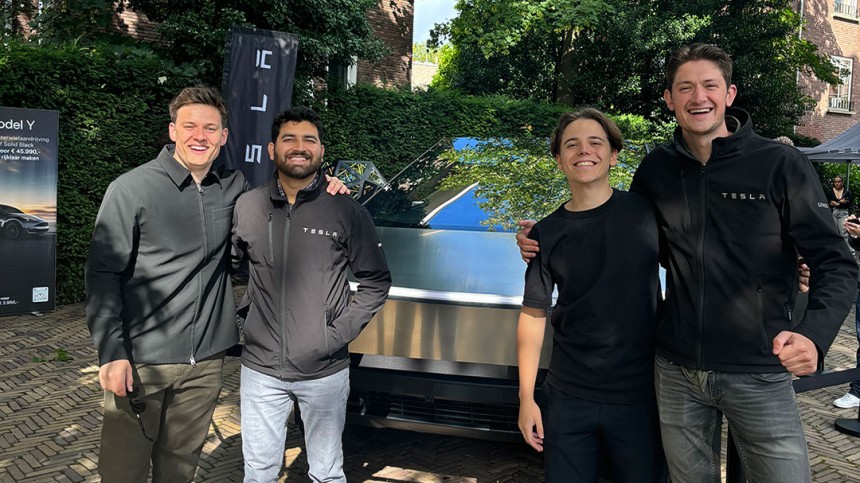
[835,215,860,409]
[827,175,852,239]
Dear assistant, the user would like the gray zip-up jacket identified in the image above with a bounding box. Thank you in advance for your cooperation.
[231,175,391,381]
[86,146,248,365]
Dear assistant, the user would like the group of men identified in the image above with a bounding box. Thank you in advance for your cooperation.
[86,88,390,482]
[84,41,858,483]
[516,43,857,482]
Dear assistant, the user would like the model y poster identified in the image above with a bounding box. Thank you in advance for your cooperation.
[0,107,58,315]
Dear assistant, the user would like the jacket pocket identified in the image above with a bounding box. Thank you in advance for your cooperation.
[287,310,331,374]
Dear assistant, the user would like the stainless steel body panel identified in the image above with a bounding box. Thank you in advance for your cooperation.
[350,226,552,369]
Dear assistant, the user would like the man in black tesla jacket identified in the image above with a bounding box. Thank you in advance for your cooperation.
[518,44,857,482]
[231,106,390,482]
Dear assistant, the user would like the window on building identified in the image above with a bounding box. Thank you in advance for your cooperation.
[834,0,858,18]
[829,56,853,112]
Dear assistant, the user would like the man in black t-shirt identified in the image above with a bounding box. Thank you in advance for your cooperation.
[517,108,666,483]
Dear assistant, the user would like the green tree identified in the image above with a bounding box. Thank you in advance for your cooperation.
[437,114,673,230]
[413,42,439,64]
[0,1,35,38]
[436,0,838,138]
[432,0,612,102]
[127,0,386,90]
[28,0,121,41]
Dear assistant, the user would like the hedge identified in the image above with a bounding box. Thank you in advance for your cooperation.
[314,85,571,178]
[0,39,197,303]
[0,40,668,304]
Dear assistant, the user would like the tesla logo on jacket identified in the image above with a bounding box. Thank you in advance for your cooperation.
[302,227,339,238]
[720,192,766,201]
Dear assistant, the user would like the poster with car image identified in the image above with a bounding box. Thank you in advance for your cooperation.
[0,107,58,315]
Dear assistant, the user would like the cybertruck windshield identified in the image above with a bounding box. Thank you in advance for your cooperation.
[362,140,510,233]
[360,140,522,299]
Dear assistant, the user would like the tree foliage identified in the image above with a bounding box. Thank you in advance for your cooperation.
[28,0,387,89]
[0,1,35,38]
[413,42,440,64]
[28,0,122,41]
[127,0,387,87]
[436,0,838,137]
[436,114,674,230]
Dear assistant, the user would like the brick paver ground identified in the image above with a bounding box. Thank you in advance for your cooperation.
[1,299,859,482]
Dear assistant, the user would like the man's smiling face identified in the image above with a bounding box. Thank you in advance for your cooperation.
[555,118,618,187]
[168,103,228,174]
[664,59,737,141]
[269,120,324,181]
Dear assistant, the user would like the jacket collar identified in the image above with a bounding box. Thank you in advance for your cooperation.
[672,107,753,164]
[267,170,325,204]
[156,145,226,188]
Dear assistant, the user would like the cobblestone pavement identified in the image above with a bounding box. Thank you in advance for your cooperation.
[1,300,860,482]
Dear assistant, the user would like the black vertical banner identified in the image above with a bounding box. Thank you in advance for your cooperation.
[221,26,300,188]
[0,107,58,315]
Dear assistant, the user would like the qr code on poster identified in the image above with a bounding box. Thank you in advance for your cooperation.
[32,287,49,303]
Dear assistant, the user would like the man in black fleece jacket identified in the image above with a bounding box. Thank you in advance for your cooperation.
[231,107,390,483]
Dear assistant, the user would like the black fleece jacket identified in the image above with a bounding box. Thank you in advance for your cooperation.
[631,108,857,372]
[231,174,391,381]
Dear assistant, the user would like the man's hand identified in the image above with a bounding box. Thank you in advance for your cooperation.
[518,398,544,452]
[797,258,810,293]
[516,220,539,263]
[772,331,818,376]
[324,174,350,196]
[845,217,860,237]
[98,360,134,396]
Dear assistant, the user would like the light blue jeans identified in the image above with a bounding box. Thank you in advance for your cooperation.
[654,355,811,483]
[241,365,350,483]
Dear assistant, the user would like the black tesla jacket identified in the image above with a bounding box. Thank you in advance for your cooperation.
[631,108,857,372]
[231,175,391,381]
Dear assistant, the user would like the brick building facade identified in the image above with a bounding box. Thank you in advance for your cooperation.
[110,6,158,43]
[796,0,860,142]
[356,0,413,88]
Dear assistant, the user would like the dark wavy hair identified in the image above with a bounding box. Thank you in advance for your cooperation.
[270,106,324,143]
[550,108,623,157]
[665,43,733,89]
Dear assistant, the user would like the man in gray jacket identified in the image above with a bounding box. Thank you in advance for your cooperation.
[87,87,246,483]
[231,106,391,483]
[86,88,345,482]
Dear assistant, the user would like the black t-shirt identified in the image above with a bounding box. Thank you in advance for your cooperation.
[522,190,660,404]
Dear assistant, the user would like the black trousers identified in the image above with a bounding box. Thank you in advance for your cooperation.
[543,383,668,483]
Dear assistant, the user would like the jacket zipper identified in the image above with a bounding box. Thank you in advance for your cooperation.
[757,279,766,352]
[267,212,274,261]
[191,182,206,366]
[695,166,707,368]
[280,204,291,378]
